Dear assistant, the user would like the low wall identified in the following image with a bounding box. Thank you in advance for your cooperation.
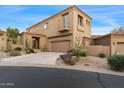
[84,45,111,57]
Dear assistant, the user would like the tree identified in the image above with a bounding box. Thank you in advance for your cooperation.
[6,27,19,44]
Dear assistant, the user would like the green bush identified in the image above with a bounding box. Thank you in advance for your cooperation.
[14,47,22,51]
[72,48,87,57]
[80,51,87,57]
[108,55,124,71]
[98,53,106,58]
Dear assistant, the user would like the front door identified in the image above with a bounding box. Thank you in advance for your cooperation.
[32,37,39,49]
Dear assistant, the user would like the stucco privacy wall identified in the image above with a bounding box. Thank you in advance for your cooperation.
[72,7,92,48]
[84,45,111,57]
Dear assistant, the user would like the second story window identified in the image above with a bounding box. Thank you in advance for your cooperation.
[78,15,83,26]
[86,20,90,26]
[86,20,88,25]
[63,13,69,27]
[44,23,48,29]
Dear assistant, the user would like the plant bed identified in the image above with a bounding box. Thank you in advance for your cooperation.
[9,51,22,56]
[98,53,106,58]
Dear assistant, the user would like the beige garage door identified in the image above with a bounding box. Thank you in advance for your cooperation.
[51,40,70,52]
[116,42,124,55]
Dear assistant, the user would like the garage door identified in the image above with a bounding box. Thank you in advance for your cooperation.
[116,42,124,55]
[51,40,70,52]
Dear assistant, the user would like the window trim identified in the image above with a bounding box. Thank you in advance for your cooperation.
[78,15,83,26]
[63,12,69,28]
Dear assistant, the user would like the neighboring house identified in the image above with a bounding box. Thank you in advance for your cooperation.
[92,31,124,55]
[24,6,92,52]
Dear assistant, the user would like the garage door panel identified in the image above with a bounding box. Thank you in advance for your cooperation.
[51,40,70,52]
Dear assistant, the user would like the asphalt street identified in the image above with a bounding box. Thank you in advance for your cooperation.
[0,66,123,88]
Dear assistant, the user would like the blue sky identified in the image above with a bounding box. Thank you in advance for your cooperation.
[0,5,124,35]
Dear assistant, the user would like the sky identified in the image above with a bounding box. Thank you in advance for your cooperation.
[0,5,124,35]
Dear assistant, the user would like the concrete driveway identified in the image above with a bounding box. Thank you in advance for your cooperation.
[0,52,64,66]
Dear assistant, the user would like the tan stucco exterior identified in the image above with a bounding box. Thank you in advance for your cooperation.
[26,6,92,52]
[92,33,124,56]
[20,32,47,51]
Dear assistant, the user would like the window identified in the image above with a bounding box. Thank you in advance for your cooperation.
[63,13,69,27]
[86,20,88,25]
[86,20,90,26]
[78,15,83,26]
[44,23,48,29]
[88,21,90,26]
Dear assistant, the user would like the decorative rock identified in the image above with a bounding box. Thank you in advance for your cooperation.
[60,54,77,65]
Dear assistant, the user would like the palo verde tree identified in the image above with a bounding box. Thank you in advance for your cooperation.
[6,27,19,44]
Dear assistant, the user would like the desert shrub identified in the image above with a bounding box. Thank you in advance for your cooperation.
[98,53,106,58]
[80,51,87,57]
[72,48,87,57]
[10,50,21,56]
[14,47,22,51]
[108,55,124,71]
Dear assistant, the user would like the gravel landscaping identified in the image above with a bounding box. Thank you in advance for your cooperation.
[56,56,124,76]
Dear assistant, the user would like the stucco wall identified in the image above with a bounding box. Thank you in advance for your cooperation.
[72,7,92,48]
[27,7,74,37]
[84,45,111,57]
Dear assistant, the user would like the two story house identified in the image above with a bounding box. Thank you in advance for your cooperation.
[20,6,92,52]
